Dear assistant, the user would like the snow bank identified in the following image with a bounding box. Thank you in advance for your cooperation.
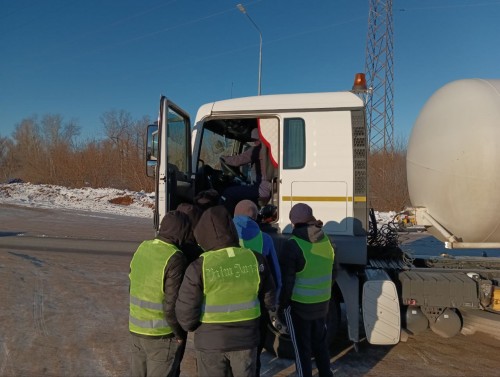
[0,183,154,218]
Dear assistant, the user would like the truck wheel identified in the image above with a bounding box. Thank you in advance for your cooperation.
[263,294,342,359]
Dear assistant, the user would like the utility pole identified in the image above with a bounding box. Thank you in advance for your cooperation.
[365,0,394,153]
[237,3,262,95]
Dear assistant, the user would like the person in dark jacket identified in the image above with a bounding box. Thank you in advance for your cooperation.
[193,189,220,211]
[129,211,191,377]
[278,203,335,377]
[221,128,272,215]
[175,205,276,377]
[175,202,204,264]
[176,189,221,264]
[233,199,282,376]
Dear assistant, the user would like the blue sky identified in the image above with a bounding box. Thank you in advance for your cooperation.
[1,0,500,143]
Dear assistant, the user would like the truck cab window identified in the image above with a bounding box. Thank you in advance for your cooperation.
[283,118,305,169]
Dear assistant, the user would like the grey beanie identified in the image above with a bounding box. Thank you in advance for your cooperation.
[289,203,316,225]
[234,199,258,219]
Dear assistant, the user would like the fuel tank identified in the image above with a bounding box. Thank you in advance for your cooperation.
[407,79,500,243]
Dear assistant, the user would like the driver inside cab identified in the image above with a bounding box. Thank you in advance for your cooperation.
[220,128,272,215]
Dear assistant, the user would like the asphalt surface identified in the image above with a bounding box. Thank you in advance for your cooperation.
[1,204,500,376]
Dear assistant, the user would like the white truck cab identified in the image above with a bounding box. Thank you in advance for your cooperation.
[147,91,369,265]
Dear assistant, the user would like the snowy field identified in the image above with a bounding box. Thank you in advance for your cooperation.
[0,182,154,218]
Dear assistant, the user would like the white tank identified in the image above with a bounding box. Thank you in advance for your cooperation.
[407,79,500,243]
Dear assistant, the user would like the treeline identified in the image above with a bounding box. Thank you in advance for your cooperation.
[368,139,410,212]
[0,110,155,193]
[0,112,410,211]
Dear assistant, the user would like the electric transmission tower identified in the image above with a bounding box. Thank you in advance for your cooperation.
[364,0,394,153]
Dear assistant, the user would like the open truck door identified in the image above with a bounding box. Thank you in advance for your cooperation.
[146,96,191,231]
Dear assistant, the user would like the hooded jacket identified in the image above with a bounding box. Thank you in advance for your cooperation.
[278,220,336,320]
[175,203,204,264]
[175,205,276,352]
[130,211,190,340]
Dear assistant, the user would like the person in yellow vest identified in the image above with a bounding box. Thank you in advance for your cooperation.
[129,211,191,377]
[175,205,276,377]
[278,203,335,377]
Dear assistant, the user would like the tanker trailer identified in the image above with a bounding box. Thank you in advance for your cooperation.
[399,79,500,339]
[407,78,500,246]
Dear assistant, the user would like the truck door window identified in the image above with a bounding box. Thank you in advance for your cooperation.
[283,118,305,169]
[167,108,189,173]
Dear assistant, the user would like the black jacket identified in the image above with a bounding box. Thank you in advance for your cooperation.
[277,220,336,320]
[175,205,276,352]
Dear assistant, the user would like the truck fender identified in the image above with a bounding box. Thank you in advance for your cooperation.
[335,268,360,344]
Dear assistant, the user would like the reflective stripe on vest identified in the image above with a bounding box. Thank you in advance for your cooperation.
[291,235,335,304]
[201,247,261,323]
[129,239,177,336]
[239,231,263,254]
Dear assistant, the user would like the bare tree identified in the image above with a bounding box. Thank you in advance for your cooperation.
[40,114,81,184]
[11,116,47,182]
[0,136,17,181]
[368,137,410,211]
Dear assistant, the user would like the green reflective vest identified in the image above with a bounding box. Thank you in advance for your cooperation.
[201,247,261,323]
[129,239,177,336]
[239,231,263,254]
[291,235,335,304]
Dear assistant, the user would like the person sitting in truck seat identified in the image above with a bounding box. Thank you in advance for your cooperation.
[220,128,273,215]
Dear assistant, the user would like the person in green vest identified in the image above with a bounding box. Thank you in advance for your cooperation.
[278,203,335,377]
[175,205,276,377]
[233,199,282,377]
[129,211,191,377]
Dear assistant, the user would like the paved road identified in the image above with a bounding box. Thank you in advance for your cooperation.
[1,204,499,376]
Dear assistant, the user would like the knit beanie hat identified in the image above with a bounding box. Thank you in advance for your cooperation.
[289,203,316,225]
[234,199,258,220]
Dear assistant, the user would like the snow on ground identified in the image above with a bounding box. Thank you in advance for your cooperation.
[0,182,154,218]
[0,182,398,224]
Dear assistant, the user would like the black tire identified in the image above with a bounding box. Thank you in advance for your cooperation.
[263,289,342,359]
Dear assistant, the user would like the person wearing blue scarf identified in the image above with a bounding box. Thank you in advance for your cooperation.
[233,199,282,377]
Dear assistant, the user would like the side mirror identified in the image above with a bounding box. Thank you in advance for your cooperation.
[146,124,158,178]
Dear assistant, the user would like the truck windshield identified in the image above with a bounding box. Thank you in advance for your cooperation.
[199,128,237,170]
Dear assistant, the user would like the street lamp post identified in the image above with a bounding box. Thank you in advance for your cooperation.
[237,3,262,95]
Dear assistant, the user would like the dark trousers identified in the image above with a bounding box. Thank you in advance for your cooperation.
[255,312,268,377]
[130,333,186,377]
[195,348,257,377]
[283,306,333,377]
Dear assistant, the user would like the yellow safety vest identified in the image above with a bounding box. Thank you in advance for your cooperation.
[291,235,335,304]
[201,247,261,323]
[129,239,177,336]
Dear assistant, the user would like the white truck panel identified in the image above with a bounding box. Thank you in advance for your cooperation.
[278,111,356,234]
